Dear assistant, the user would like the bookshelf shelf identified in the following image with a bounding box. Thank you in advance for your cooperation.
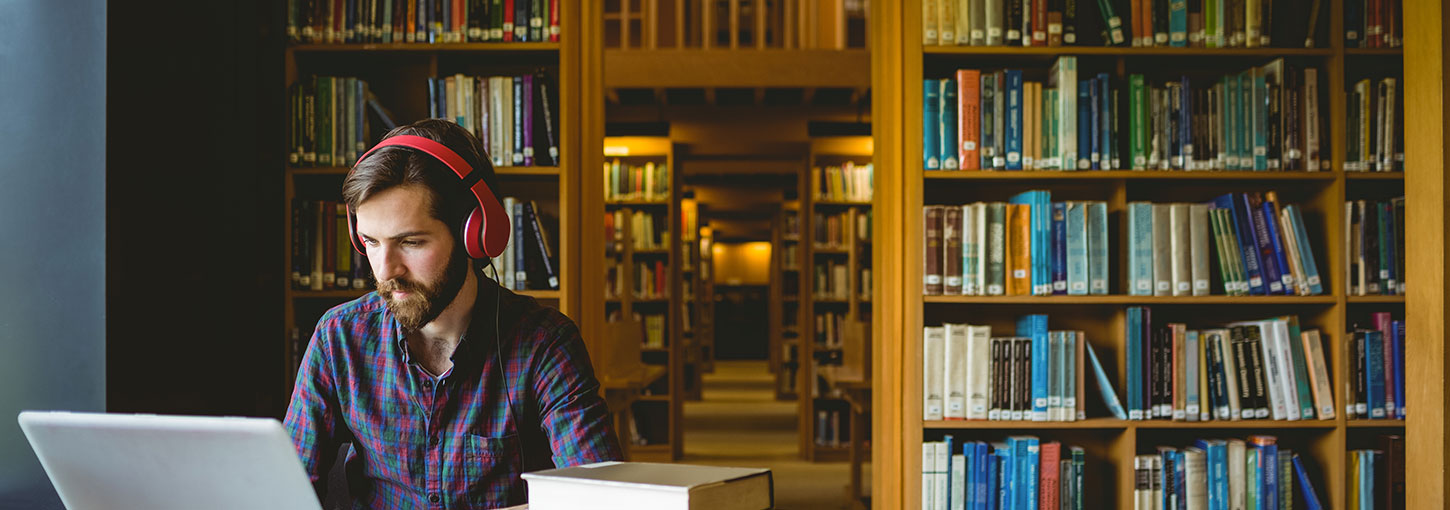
[289,42,563,53]
[923,46,1334,57]
[1345,48,1404,56]
[925,418,1128,429]
[1347,420,1407,428]
[924,295,1339,305]
[924,170,1337,181]
[1133,420,1339,430]
[495,166,562,176]
[1347,295,1407,303]
[1344,172,1405,180]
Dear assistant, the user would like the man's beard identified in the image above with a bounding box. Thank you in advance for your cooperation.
[377,250,470,331]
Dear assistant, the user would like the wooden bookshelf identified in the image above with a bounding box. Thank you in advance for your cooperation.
[773,201,804,401]
[800,137,873,461]
[598,137,684,460]
[871,0,1426,508]
[280,1,580,400]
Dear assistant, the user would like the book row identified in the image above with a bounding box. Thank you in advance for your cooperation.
[920,0,1322,49]
[812,260,869,302]
[604,209,669,252]
[1345,77,1404,172]
[1128,193,1322,297]
[921,436,1087,510]
[427,73,560,168]
[1125,309,1334,422]
[604,160,671,203]
[1346,312,1405,420]
[1346,198,1406,296]
[290,200,374,291]
[1344,0,1403,48]
[813,209,872,250]
[604,261,668,301]
[922,319,1122,422]
[1133,435,1326,510]
[813,409,852,448]
[924,58,1327,173]
[811,163,875,203]
[286,0,560,44]
[923,199,1111,297]
[288,76,375,168]
[1347,436,1406,510]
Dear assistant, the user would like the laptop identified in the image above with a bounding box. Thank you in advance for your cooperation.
[17,411,322,510]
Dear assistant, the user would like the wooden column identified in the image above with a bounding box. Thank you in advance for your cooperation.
[1405,0,1449,507]
[870,0,905,506]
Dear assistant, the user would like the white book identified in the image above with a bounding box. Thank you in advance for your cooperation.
[1152,204,1173,296]
[1063,331,1078,422]
[924,327,947,420]
[923,443,936,510]
[1184,330,1200,421]
[1189,204,1211,296]
[1301,329,1337,420]
[520,462,771,510]
[501,196,517,289]
[951,454,967,510]
[1227,439,1247,510]
[973,203,988,296]
[1048,331,1063,421]
[1268,319,1302,420]
[1185,448,1208,510]
[944,324,970,420]
[1170,204,1192,296]
[955,0,973,45]
[962,206,977,295]
[1232,321,1287,420]
[935,442,950,510]
[965,325,993,419]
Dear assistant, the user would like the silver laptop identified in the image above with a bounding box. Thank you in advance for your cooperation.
[17,411,322,510]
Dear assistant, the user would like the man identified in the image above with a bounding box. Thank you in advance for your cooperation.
[284,119,622,509]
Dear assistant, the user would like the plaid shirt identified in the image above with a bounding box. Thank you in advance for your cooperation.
[284,277,623,509]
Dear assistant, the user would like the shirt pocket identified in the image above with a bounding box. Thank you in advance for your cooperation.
[463,433,522,506]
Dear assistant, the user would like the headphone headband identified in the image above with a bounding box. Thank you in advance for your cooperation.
[346,134,510,259]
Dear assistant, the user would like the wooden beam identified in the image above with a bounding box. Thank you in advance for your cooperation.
[675,0,685,48]
[730,0,740,49]
[622,0,633,49]
[872,0,904,507]
[756,0,767,49]
[1406,0,1448,507]
[702,0,713,49]
[603,49,871,88]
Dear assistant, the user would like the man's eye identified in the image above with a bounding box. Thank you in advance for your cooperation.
[364,239,379,247]
[402,240,421,247]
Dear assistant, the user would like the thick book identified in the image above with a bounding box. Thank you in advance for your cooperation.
[522,462,771,510]
[957,70,982,170]
[944,206,964,294]
[1129,202,1155,296]
[1005,70,1025,170]
[941,79,961,170]
[924,206,945,295]
[924,326,947,420]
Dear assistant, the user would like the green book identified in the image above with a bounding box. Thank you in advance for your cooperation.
[1281,315,1318,419]
[1129,74,1147,169]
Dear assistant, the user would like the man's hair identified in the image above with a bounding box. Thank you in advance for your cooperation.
[342,118,498,252]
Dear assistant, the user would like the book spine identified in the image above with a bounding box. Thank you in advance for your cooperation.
[1088,202,1109,295]
[958,70,982,170]
[1130,75,1148,169]
[926,80,942,171]
[1129,203,1154,296]
[1006,71,1025,169]
[1052,203,1068,294]
[925,206,945,295]
[942,79,960,170]
[945,206,964,295]
[1066,202,1089,295]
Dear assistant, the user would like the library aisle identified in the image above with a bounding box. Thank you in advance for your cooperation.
[683,360,867,510]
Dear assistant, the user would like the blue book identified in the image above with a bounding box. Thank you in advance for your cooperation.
[1038,191,1052,295]
[1000,441,1017,510]
[1292,453,1324,510]
[1097,74,1113,169]
[1128,202,1155,296]
[1254,439,1279,510]
[1084,337,1128,419]
[1005,70,1024,170]
[942,79,960,170]
[1194,439,1226,510]
[1088,77,1101,169]
[993,445,1009,510]
[925,80,942,171]
[1261,198,1296,294]
[1365,330,1387,418]
[1021,437,1040,510]
[1286,205,1324,294]
[1017,315,1050,421]
[1052,202,1068,294]
[1179,77,1193,170]
[1078,80,1092,170]
[1169,0,1188,46]
[1126,307,1144,419]
[1393,321,1406,419]
[1088,202,1109,294]
[1066,202,1089,295]
[981,73,998,170]
[976,442,990,510]
[1213,193,1266,294]
[945,435,957,510]
[1174,450,1187,510]
[1362,451,1375,510]
[1244,194,1285,294]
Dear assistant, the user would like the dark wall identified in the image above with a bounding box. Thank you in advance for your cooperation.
[107,1,285,419]
[0,2,108,508]
[713,285,770,360]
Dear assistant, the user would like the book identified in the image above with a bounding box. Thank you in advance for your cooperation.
[521,462,772,510]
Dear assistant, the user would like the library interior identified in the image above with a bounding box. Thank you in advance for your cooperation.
[4,0,1450,509]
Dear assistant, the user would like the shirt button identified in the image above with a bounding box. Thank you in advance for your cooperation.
[428,493,441,503]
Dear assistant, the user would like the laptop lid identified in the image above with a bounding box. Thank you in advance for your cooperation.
[17,411,322,510]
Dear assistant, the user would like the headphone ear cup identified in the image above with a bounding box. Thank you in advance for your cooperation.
[462,206,487,260]
[346,206,366,256]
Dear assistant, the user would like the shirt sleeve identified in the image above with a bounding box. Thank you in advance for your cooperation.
[282,323,350,497]
[528,315,625,467]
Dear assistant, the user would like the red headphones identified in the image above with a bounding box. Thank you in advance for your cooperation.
[346,134,510,259]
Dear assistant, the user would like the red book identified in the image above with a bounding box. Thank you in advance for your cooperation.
[1368,0,1382,48]
[655,261,666,295]
[503,0,515,41]
[549,0,561,42]
[957,70,982,170]
[1374,312,1395,415]
[1130,0,1144,46]
[1032,0,1049,46]
[1039,441,1062,510]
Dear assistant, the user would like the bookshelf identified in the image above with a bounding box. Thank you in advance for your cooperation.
[800,136,873,461]
[872,0,1423,508]
[773,201,804,401]
[600,136,683,461]
[280,1,581,400]
[693,224,717,392]
[677,197,709,401]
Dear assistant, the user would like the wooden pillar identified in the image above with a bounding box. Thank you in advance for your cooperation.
[1405,0,1449,507]
[870,0,905,507]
